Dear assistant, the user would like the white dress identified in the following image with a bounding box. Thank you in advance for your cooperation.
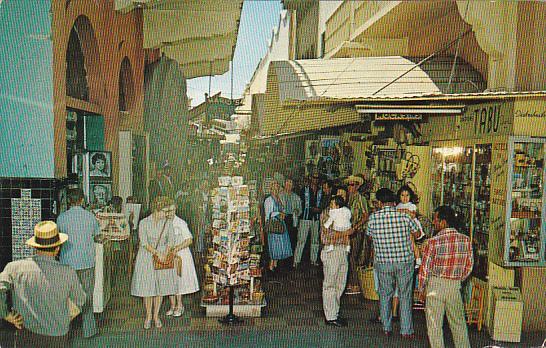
[172,216,200,295]
[131,216,178,297]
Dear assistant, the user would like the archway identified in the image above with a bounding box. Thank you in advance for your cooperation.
[119,57,135,112]
[65,15,101,103]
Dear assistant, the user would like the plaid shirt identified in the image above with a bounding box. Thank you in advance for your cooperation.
[366,206,419,263]
[418,228,473,291]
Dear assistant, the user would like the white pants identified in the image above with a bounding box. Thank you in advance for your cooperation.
[321,246,349,321]
[294,219,320,264]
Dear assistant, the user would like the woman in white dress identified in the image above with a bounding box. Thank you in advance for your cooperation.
[130,196,178,329]
[166,205,200,317]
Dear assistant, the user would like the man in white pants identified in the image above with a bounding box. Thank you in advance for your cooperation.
[321,205,354,327]
[294,174,322,267]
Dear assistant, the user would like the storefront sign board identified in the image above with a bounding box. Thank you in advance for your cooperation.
[459,102,513,138]
[424,102,514,141]
[513,99,546,137]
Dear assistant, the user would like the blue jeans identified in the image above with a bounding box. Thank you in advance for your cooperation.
[375,261,414,335]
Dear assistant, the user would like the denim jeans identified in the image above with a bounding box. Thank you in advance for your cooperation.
[375,261,414,335]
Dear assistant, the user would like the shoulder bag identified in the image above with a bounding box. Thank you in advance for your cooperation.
[152,220,175,270]
[264,198,285,234]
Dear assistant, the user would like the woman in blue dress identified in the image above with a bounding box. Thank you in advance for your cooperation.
[264,181,293,272]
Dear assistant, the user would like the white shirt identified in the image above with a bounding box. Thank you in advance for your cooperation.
[324,206,352,231]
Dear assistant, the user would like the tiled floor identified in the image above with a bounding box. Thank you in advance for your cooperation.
[1,261,545,347]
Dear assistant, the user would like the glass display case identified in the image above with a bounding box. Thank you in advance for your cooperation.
[505,137,546,266]
[431,145,490,279]
[431,146,474,235]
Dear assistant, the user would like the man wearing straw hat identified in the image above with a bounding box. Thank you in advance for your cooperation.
[344,174,369,295]
[0,221,86,347]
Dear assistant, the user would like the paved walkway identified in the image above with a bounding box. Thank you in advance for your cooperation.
[1,261,545,347]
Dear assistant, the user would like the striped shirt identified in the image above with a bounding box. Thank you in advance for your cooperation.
[418,228,473,291]
[366,206,419,263]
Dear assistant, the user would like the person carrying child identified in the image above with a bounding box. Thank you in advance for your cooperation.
[323,195,352,253]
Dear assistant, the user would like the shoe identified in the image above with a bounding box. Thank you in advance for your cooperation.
[344,286,361,295]
[166,308,175,316]
[154,319,162,328]
[325,319,347,327]
[369,317,381,324]
[383,331,392,337]
[173,305,184,317]
[401,334,415,340]
[144,319,152,330]
[337,317,348,325]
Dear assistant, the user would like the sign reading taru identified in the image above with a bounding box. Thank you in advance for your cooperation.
[460,102,514,138]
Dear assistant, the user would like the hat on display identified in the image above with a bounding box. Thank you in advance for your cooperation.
[26,221,68,249]
[344,175,364,186]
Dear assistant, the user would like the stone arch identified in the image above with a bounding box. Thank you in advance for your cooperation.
[118,56,135,112]
[65,15,101,103]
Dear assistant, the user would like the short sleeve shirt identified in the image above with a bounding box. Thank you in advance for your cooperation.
[366,206,419,263]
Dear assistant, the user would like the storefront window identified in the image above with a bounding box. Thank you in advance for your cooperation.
[431,146,474,235]
[507,140,545,264]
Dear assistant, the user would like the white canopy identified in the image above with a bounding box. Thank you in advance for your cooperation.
[115,0,243,78]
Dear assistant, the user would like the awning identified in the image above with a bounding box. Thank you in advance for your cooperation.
[267,56,485,104]
[115,0,243,78]
[259,56,486,136]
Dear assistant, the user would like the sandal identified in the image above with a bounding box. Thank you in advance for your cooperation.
[173,305,185,317]
[144,319,152,330]
[166,308,175,316]
[154,318,163,328]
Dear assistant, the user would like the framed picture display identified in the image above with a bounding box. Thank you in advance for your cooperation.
[88,151,112,179]
[89,182,112,208]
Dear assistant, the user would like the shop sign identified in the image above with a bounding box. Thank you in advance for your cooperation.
[460,102,513,137]
[513,99,546,137]
[374,113,422,121]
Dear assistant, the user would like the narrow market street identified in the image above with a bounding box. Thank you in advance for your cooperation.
[2,1,546,347]
[4,263,538,348]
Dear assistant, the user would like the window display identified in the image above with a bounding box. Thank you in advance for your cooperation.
[506,139,545,265]
[431,146,474,235]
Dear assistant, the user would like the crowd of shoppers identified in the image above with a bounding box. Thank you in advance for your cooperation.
[0,167,474,347]
[256,171,473,347]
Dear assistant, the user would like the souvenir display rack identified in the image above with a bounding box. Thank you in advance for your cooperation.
[201,175,265,317]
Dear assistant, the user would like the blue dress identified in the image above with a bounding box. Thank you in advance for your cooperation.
[264,196,293,260]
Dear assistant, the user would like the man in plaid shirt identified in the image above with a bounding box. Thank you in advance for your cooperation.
[418,205,473,348]
[366,188,421,338]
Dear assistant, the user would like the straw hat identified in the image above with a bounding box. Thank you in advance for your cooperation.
[344,175,364,186]
[26,221,68,249]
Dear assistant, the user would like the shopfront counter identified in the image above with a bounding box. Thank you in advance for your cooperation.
[93,241,112,313]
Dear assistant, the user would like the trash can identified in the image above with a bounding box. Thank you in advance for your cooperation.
[490,286,523,343]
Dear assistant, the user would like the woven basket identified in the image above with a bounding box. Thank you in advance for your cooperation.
[358,266,379,301]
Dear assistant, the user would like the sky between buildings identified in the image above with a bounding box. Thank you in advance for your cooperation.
[186,0,283,108]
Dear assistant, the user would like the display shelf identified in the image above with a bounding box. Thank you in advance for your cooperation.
[505,138,546,266]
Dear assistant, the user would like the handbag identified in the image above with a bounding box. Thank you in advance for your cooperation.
[265,197,285,234]
[152,220,175,270]
[265,216,285,234]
